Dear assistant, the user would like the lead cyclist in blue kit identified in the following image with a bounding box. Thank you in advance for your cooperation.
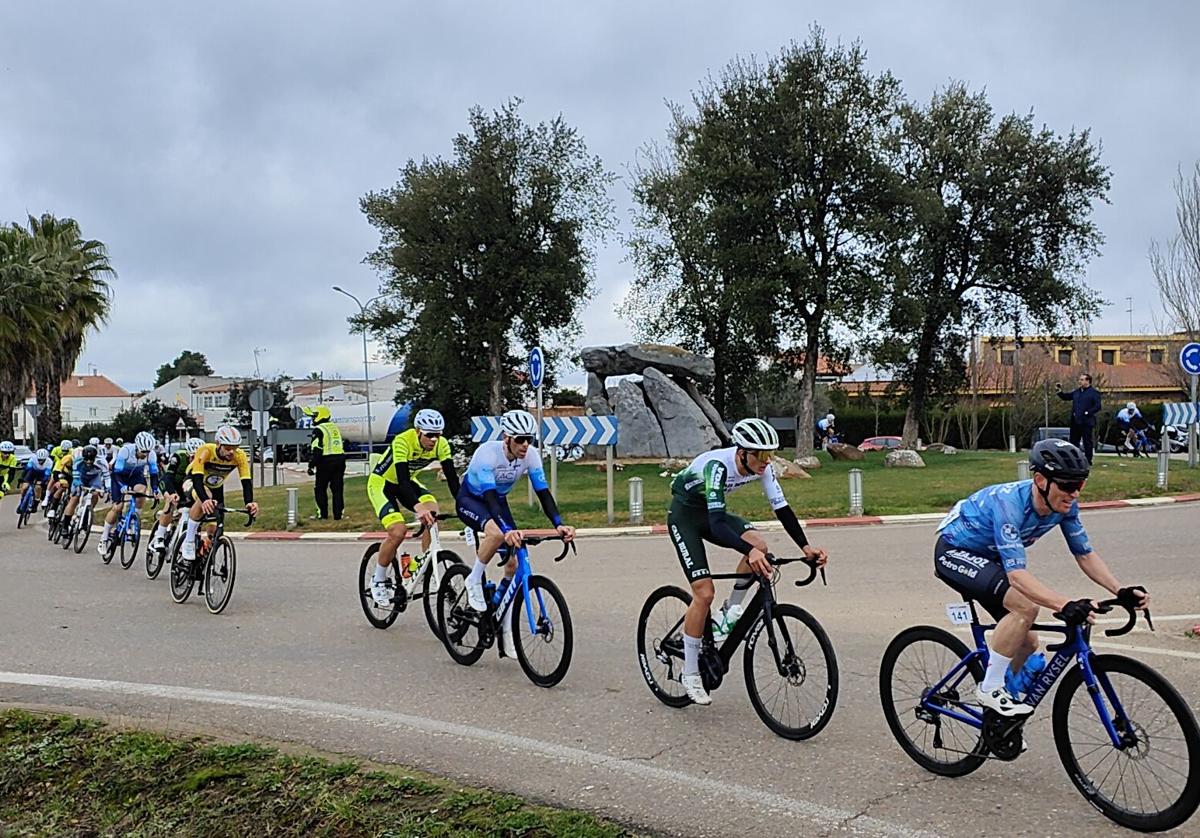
[934,438,1151,717]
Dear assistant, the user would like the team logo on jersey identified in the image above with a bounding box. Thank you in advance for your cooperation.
[1001,523,1020,542]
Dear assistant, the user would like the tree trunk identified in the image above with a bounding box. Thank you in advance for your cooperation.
[35,366,61,443]
[902,322,941,448]
[795,323,821,457]
[487,343,504,415]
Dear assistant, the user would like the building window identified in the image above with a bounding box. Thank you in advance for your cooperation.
[1058,349,1072,366]
[89,407,98,417]
[1150,348,1165,365]
[1000,349,1015,367]
[1101,349,1116,365]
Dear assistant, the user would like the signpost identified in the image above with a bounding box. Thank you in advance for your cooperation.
[1181,342,1200,468]
[528,346,544,506]
[175,417,187,443]
[248,386,274,486]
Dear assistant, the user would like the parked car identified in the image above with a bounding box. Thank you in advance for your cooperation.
[858,435,903,452]
[14,444,33,466]
[254,446,274,463]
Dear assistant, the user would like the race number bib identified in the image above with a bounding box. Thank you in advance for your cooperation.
[945,602,972,625]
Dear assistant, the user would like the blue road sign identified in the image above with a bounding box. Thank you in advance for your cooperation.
[1163,403,1199,426]
[1181,342,1200,376]
[528,346,545,390]
[471,415,620,446]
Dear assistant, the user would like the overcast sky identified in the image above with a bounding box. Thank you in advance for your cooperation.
[3,2,1197,391]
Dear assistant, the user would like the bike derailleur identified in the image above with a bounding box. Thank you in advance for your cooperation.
[982,711,1027,761]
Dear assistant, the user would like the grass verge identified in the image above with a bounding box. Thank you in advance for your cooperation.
[0,709,636,837]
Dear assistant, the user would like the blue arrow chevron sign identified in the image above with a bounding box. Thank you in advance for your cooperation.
[470,415,505,442]
[542,415,619,446]
[1163,403,1199,426]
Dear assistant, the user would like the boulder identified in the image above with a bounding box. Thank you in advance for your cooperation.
[660,457,691,472]
[793,455,822,470]
[585,372,611,417]
[580,343,715,382]
[641,367,722,457]
[608,379,668,458]
[828,442,865,462]
[884,449,926,468]
[770,455,811,479]
[679,378,730,444]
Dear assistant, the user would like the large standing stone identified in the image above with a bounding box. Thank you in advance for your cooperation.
[679,378,730,445]
[642,367,721,457]
[585,372,611,416]
[884,449,926,468]
[828,442,865,462]
[580,344,715,382]
[793,455,822,470]
[608,379,668,458]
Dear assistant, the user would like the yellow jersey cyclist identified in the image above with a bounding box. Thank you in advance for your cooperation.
[667,417,829,706]
[179,425,258,564]
[41,439,74,512]
[366,408,461,607]
[0,440,20,498]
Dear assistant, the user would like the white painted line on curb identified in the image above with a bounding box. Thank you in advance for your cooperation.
[0,671,934,838]
[1091,642,1200,660]
[1095,613,1200,625]
[1123,497,1177,506]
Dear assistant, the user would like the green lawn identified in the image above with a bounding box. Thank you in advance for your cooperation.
[226,450,1200,532]
[0,710,634,837]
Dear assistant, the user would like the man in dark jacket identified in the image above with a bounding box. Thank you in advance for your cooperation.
[305,405,346,520]
[1056,373,1102,463]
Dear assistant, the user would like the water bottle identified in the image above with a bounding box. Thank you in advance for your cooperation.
[1005,652,1047,699]
[399,552,415,579]
[483,579,497,605]
[712,602,744,643]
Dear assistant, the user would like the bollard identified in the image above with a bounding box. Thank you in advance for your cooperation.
[848,468,864,516]
[1157,450,1170,490]
[1017,461,1031,481]
[286,487,298,530]
[1008,435,1017,454]
[628,477,644,524]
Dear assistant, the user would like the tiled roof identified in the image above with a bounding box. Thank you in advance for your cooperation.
[55,374,131,399]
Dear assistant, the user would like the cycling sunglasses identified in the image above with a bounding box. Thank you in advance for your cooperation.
[420,431,442,439]
[513,435,536,445]
[1051,477,1086,494]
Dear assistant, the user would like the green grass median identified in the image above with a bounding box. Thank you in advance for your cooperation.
[214,451,1200,532]
[0,709,635,837]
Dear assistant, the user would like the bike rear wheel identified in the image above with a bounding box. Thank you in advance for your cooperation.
[145,531,167,578]
[1053,653,1200,831]
[511,574,573,688]
[743,603,838,740]
[879,625,987,777]
[204,537,237,614]
[436,564,486,666]
[72,506,92,554]
[421,549,464,639]
[358,543,401,629]
[635,585,693,708]
[119,517,140,569]
[170,542,196,604]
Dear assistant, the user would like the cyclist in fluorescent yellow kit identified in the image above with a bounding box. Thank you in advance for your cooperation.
[366,409,461,607]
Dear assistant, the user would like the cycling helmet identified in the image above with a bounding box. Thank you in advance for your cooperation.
[82,445,98,462]
[214,425,242,446]
[60,439,73,452]
[414,408,445,433]
[731,418,779,450]
[35,448,49,463]
[500,409,538,438]
[826,413,836,422]
[1029,439,1090,481]
[185,437,205,455]
[1126,402,1136,411]
[134,431,156,452]
[0,441,13,454]
[103,437,113,445]
[88,436,100,446]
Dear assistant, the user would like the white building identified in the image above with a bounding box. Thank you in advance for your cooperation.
[11,372,133,442]
[134,375,243,414]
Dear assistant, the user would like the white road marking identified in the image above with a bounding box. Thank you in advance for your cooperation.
[0,670,935,838]
[1091,642,1200,660]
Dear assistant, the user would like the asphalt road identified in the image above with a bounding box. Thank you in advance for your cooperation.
[2,502,1198,836]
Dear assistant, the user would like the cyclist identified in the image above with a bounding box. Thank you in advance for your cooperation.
[1115,401,1143,451]
[99,431,161,555]
[149,436,204,554]
[17,448,54,506]
[61,444,110,529]
[667,417,829,706]
[0,441,19,498]
[366,408,461,608]
[41,440,73,510]
[179,425,258,565]
[934,439,1150,717]
[815,413,836,448]
[455,409,574,655]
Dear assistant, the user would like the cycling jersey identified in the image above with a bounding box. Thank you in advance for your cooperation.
[936,480,1093,573]
[461,440,548,498]
[0,453,18,488]
[162,451,192,495]
[72,456,110,492]
[53,452,74,477]
[670,448,787,512]
[112,443,160,491]
[817,418,835,433]
[21,460,52,485]
[189,443,251,490]
[373,429,453,485]
[1116,408,1142,426]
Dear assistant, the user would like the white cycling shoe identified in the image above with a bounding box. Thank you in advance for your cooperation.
[96,539,108,556]
[465,577,487,612]
[370,580,392,608]
[498,623,518,658]
[681,673,712,706]
[976,685,1033,717]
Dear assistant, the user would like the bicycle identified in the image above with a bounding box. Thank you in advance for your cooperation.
[60,486,101,554]
[169,504,253,614]
[879,594,1200,831]
[14,482,39,529]
[357,512,465,638]
[146,504,186,580]
[637,555,838,740]
[101,490,153,569]
[437,534,576,688]
[1115,426,1157,458]
[45,485,71,545]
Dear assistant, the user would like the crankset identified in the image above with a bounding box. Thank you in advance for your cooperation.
[699,647,727,693]
[982,710,1027,761]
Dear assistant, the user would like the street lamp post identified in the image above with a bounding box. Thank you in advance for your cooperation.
[332,286,380,460]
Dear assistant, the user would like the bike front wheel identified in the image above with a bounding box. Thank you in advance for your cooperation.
[358,543,401,629]
[204,537,237,614]
[879,625,986,777]
[512,574,573,688]
[119,518,140,569]
[1053,653,1200,831]
[635,585,694,708]
[72,507,92,554]
[421,549,464,639]
[436,564,486,666]
[169,545,195,604]
[742,603,838,740]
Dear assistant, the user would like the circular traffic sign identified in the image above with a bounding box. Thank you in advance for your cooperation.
[248,386,274,412]
[289,404,306,422]
[1181,342,1200,376]
[528,346,545,390]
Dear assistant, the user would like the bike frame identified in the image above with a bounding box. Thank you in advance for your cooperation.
[490,545,551,636]
[17,482,37,515]
[114,489,140,543]
[923,604,1133,748]
[399,521,446,599]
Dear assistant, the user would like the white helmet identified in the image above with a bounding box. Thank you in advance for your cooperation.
[35,448,49,462]
[0,441,13,454]
[414,408,445,433]
[134,431,156,453]
[500,409,538,438]
[88,436,100,446]
[185,437,205,455]
[731,418,780,451]
[214,425,241,446]
[1126,402,1136,411]
[826,413,835,423]
[60,439,73,452]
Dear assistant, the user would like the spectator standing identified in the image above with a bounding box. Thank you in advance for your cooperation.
[1056,373,1101,463]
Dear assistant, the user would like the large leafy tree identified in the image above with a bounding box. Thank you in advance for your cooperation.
[155,350,215,387]
[360,99,615,430]
[0,225,55,439]
[872,84,1108,446]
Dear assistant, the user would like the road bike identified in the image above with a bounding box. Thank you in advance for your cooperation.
[357,512,464,638]
[101,490,153,569]
[14,482,39,529]
[879,594,1200,831]
[60,486,101,554]
[45,485,71,544]
[169,505,254,614]
[637,555,838,740]
[437,534,575,688]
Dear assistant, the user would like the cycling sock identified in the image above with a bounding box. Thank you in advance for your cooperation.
[152,524,168,542]
[468,559,486,585]
[373,563,388,583]
[185,517,200,548]
[982,649,1013,692]
[683,633,702,676]
[101,522,112,541]
[727,577,755,610]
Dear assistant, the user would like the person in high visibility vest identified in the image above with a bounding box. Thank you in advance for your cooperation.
[305,405,346,520]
